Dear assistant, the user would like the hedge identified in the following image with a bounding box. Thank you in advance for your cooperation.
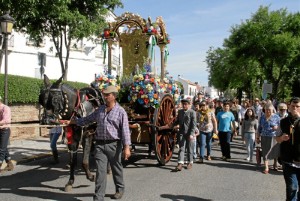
[0,74,89,104]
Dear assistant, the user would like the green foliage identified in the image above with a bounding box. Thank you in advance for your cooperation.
[62,80,89,90]
[0,74,43,103]
[0,74,88,104]
[206,6,300,99]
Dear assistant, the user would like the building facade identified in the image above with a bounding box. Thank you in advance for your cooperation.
[0,12,122,84]
[177,75,200,99]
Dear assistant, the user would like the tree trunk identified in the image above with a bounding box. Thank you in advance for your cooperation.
[63,65,68,81]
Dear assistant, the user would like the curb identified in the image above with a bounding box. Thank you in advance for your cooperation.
[16,152,53,165]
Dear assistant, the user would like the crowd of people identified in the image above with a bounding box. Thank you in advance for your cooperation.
[173,93,300,201]
[1,88,300,200]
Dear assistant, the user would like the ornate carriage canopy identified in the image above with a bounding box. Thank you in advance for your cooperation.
[101,12,170,77]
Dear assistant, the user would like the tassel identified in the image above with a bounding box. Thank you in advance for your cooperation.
[290,125,294,145]
[102,40,107,64]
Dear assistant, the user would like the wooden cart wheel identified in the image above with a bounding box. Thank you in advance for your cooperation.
[153,94,177,165]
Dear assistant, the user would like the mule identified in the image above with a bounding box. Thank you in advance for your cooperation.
[39,75,104,192]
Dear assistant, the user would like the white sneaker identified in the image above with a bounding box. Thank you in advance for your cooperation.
[245,157,250,161]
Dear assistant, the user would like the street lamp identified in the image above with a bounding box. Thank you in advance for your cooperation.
[0,12,15,105]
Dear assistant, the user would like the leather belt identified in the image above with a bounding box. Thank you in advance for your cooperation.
[95,139,119,144]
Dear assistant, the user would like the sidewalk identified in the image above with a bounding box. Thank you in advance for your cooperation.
[4,136,67,167]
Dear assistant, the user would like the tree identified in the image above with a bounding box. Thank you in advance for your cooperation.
[207,6,300,99]
[0,0,123,80]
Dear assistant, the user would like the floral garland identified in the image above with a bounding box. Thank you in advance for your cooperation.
[91,74,120,91]
[127,71,181,108]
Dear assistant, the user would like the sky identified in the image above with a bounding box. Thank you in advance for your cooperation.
[114,0,300,86]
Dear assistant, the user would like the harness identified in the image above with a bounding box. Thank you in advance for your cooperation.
[65,88,103,144]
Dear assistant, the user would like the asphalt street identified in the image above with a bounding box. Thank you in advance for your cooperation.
[0,136,286,201]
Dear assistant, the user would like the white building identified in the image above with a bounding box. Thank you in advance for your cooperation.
[177,75,200,99]
[0,12,122,84]
[203,86,219,99]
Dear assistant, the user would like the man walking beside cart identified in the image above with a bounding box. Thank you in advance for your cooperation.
[68,85,131,200]
[173,98,197,171]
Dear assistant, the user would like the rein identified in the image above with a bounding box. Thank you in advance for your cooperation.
[68,89,81,121]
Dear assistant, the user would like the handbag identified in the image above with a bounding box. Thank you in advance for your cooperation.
[256,146,262,165]
[212,133,219,140]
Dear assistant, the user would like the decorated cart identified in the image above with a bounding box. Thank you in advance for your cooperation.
[94,13,181,165]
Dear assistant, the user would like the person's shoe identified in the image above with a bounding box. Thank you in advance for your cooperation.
[245,157,250,161]
[225,157,231,162]
[65,164,71,169]
[186,163,192,170]
[262,169,269,174]
[198,158,204,163]
[51,150,59,164]
[112,191,124,199]
[4,160,14,171]
[273,166,279,171]
[175,164,183,171]
[207,156,212,161]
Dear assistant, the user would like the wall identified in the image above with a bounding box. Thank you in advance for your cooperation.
[177,76,198,97]
[10,104,48,140]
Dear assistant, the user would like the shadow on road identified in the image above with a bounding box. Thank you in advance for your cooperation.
[0,155,94,201]
[161,193,212,201]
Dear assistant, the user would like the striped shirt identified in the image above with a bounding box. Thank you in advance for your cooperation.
[76,103,131,146]
[0,104,11,126]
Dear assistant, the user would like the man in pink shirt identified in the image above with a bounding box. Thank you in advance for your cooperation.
[0,96,14,172]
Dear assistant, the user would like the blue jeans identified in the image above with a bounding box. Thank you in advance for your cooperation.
[219,131,231,159]
[0,128,11,163]
[283,163,300,201]
[244,132,255,160]
[50,132,61,152]
[199,131,212,159]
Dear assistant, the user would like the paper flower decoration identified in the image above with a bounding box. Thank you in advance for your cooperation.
[93,73,120,91]
[120,66,181,108]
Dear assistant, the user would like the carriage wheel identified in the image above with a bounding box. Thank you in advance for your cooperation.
[153,94,177,165]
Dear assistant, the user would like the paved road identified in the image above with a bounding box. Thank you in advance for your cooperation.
[1,136,286,201]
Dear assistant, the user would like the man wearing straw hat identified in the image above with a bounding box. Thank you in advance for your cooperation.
[68,85,131,200]
[0,95,14,172]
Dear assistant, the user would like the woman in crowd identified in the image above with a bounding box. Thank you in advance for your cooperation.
[276,103,288,119]
[242,108,258,162]
[257,103,281,174]
[197,101,218,163]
